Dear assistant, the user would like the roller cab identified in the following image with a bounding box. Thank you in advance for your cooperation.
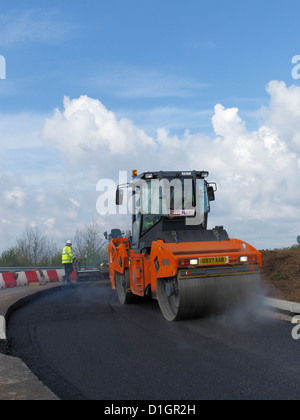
[108,170,262,321]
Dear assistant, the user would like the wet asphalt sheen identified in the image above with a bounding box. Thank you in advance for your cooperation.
[6,283,300,400]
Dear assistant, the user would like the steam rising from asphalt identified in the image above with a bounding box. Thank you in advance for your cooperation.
[214,280,278,329]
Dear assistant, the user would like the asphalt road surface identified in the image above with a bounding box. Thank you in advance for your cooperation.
[6,283,300,400]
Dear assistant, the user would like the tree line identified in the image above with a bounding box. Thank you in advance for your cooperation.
[0,222,108,268]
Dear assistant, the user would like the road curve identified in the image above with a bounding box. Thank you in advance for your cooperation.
[6,283,300,400]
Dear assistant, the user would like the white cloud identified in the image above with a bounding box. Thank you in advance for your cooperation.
[260,81,300,153]
[41,95,156,178]
[0,169,83,251]
[153,92,300,248]
[87,66,211,99]
[0,8,77,48]
[0,80,300,252]
[39,81,300,249]
[5,187,26,207]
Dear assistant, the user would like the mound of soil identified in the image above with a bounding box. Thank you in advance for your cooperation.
[261,248,300,302]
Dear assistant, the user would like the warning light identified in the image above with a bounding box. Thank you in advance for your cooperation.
[132,170,138,177]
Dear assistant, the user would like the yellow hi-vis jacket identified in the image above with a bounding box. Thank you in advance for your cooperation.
[62,246,75,264]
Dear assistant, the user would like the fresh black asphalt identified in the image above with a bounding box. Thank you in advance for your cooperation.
[6,282,300,400]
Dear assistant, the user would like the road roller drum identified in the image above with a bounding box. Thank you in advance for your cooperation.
[157,273,260,321]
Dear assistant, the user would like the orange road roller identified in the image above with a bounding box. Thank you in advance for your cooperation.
[107,170,262,321]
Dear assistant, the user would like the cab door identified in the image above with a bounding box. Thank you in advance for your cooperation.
[130,257,145,295]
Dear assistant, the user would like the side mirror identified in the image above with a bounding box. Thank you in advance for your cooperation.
[104,231,107,240]
[116,187,124,205]
[207,185,216,202]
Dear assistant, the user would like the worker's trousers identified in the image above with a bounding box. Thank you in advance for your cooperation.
[63,263,73,284]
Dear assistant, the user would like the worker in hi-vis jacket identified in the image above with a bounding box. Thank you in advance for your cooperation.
[62,240,77,284]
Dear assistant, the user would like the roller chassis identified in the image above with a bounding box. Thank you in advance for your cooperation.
[108,236,261,321]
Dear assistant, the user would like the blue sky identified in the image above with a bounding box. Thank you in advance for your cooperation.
[1,0,300,251]
[2,0,300,125]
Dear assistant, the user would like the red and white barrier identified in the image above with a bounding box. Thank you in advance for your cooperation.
[17,272,29,287]
[0,268,77,289]
[2,273,17,288]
